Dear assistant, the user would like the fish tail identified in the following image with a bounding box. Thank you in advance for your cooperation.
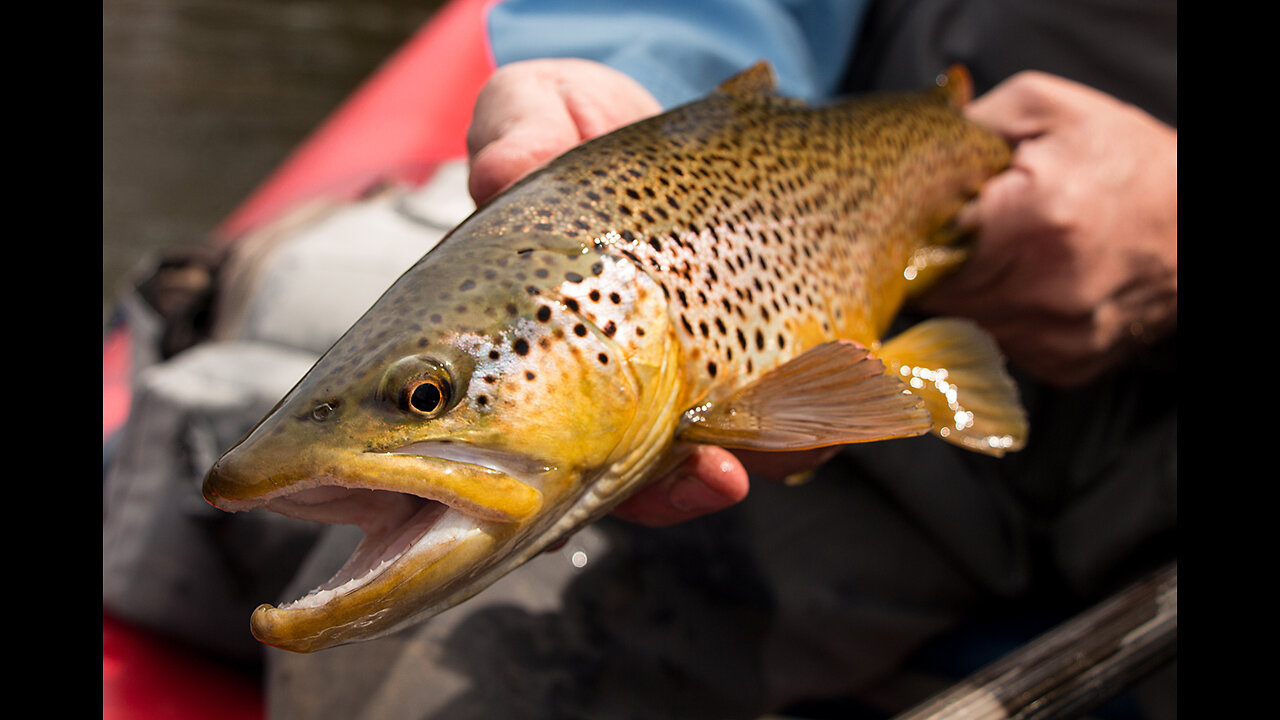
[877,318,1027,456]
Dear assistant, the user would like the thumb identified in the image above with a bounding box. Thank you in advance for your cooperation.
[467,117,579,204]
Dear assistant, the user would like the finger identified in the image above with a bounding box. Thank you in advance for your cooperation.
[467,119,578,204]
[611,446,748,528]
[918,166,1034,315]
[731,447,841,482]
[467,69,581,204]
[964,71,1062,142]
[953,160,1034,235]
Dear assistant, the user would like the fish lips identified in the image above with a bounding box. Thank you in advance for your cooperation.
[201,440,558,652]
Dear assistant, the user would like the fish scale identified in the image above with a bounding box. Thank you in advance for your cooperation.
[202,62,1027,653]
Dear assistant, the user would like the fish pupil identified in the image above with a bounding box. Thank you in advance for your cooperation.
[409,382,444,414]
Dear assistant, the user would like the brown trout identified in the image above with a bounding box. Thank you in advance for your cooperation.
[203,62,1026,653]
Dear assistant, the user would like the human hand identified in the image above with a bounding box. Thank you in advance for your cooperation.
[467,58,663,204]
[917,71,1178,387]
[612,446,840,528]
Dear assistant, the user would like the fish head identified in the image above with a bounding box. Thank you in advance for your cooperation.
[203,230,679,652]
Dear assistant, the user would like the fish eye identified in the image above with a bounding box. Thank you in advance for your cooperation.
[379,356,459,419]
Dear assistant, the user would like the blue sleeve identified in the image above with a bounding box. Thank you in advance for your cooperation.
[484,0,870,108]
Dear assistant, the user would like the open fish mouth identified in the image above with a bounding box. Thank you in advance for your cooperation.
[249,440,551,605]
[202,440,552,650]
[257,484,478,613]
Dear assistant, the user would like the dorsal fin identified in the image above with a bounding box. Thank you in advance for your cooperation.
[717,60,778,96]
[934,64,974,109]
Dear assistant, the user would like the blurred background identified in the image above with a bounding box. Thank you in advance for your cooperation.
[103,0,448,323]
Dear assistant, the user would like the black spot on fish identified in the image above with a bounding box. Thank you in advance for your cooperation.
[609,292,621,304]
[489,350,501,360]
[564,297,580,312]
[707,361,718,378]
[603,320,617,337]
[514,339,530,356]
[598,353,609,365]
[574,323,588,337]
[459,279,475,291]
[536,306,552,322]
[525,371,536,381]
[565,272,584,283]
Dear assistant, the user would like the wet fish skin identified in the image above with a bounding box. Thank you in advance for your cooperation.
[202,63,1025,652]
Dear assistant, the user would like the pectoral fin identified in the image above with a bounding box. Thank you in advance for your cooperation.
[878,318,1027,456]
[676,341,932,451]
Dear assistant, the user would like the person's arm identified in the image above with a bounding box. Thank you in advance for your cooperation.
[469,0,868,205]
[483,0,866,107]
